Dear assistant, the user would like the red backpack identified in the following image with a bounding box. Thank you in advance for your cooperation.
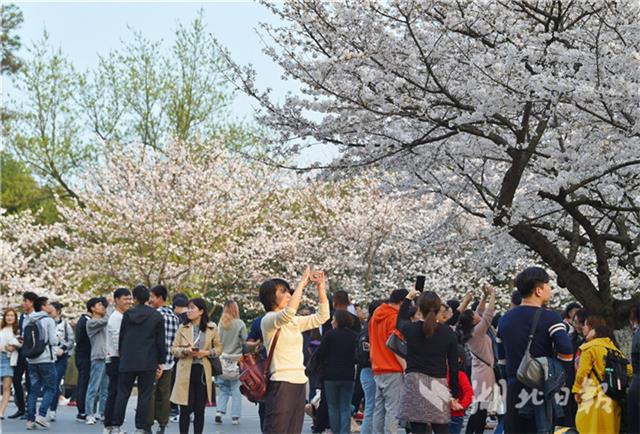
[239,329,281,403]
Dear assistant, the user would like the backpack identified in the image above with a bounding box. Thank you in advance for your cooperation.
[239,328,281,403]
[355,327,370,365]
[592,348,630,401]
[22,316,51,359]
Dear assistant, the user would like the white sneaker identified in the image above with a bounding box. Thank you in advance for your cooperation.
[35,414,50,428]
[96,414,104,421]
[86,415,97,425]
[170,415,179,423]
[26,421,35,430]
[103,427,113,434]
[48,410,56,422]
[232,417,240,425]
[111,426,127,434]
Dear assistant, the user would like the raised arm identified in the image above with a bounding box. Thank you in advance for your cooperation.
[297,270,330,332]
[474,285,496,336]
[262,267,313,332]
[399,289,420,329]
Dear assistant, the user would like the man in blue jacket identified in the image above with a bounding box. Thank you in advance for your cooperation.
[497,267,573,434]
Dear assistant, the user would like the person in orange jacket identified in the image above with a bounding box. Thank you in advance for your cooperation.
[368,289,408,434]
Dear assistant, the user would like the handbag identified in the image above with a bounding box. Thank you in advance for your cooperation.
[209,355,223,377]
[516,308,544,389]
[470,348,503,383]
[385,330,407,358]
[239,328,281,403]
[220,354,241,380]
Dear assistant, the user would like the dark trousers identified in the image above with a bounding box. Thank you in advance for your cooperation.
[49,355,69,411]
[351,365,364,412]
[407,422,448,434]
[75,355,91,416]
[12,352,28,412]
[504,380,536,434]
[104,358,120,427]
[258,401,266,432]
[112,369,155,430]
[465,408,487,434]
[263,381,306,434]
[628,376,640,434]
[170,362,179,415]
[179,364,206,434]
[148,368,173,427]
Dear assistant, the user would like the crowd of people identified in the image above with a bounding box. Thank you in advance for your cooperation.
[0,265,638,434]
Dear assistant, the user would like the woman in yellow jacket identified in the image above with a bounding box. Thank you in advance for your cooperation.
[572,324,632,434]
[170,298,222,434]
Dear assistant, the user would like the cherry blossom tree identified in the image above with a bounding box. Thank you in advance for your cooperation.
[57,140,283,300]
[221,0,640,325]
[0,208,81,313]
[51,139,528,311]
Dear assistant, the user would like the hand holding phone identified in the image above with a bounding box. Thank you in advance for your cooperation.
[415,275,426,292]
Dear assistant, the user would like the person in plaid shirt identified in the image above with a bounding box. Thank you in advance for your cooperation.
[147,285,180,434]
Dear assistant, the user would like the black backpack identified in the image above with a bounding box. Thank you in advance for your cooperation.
[355,327,370,365]
[22,316,51,359]
[592,348,630,401]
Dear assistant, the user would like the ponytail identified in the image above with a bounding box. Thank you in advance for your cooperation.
[418,291,441,338]
[423,311,438,337]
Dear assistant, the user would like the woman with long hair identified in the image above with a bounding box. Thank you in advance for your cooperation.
[170,298,222,434]
[396,290,461,434]
[572,324,632,434]
[315,309,358,434]
[455,284,496,434]
[214,300,247,426]
[259,266,330,434]
[0,307,21,419]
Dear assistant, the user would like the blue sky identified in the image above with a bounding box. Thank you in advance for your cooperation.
[4,1,338,164]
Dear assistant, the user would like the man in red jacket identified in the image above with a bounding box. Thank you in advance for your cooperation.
[368,289,407,434]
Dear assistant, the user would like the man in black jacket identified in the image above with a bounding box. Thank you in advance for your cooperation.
[111,285,165,434]
[73,301,94,422]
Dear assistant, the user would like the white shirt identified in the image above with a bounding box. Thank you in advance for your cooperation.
[106,310,123,361]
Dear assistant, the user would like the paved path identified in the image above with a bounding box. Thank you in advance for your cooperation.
[0,396,299,434]
[0,397,498,434]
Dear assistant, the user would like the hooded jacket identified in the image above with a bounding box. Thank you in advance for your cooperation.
[25,311,58,365]
[118,303,165,372]
[369,303,403,375]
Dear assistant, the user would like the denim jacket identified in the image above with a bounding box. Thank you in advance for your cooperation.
[519,357,566,434]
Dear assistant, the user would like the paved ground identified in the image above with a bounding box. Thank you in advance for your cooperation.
[0,396,296,434]
[0,397,498,434]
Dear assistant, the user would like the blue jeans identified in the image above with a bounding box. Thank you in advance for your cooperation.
[360,367,376,434]
[494,415,505,434]
[26,363,56,421]
[448,415,464,433]
[85,359,108,416]
[49,354,69,411]
[324,380,354,434]
[216,378,242,418]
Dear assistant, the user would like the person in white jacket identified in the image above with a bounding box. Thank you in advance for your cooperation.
[47,301,75,421]
[25,297,58,430]
[0,307,22,419]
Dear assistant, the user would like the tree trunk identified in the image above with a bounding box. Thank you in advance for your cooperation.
[509,223,638,328]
